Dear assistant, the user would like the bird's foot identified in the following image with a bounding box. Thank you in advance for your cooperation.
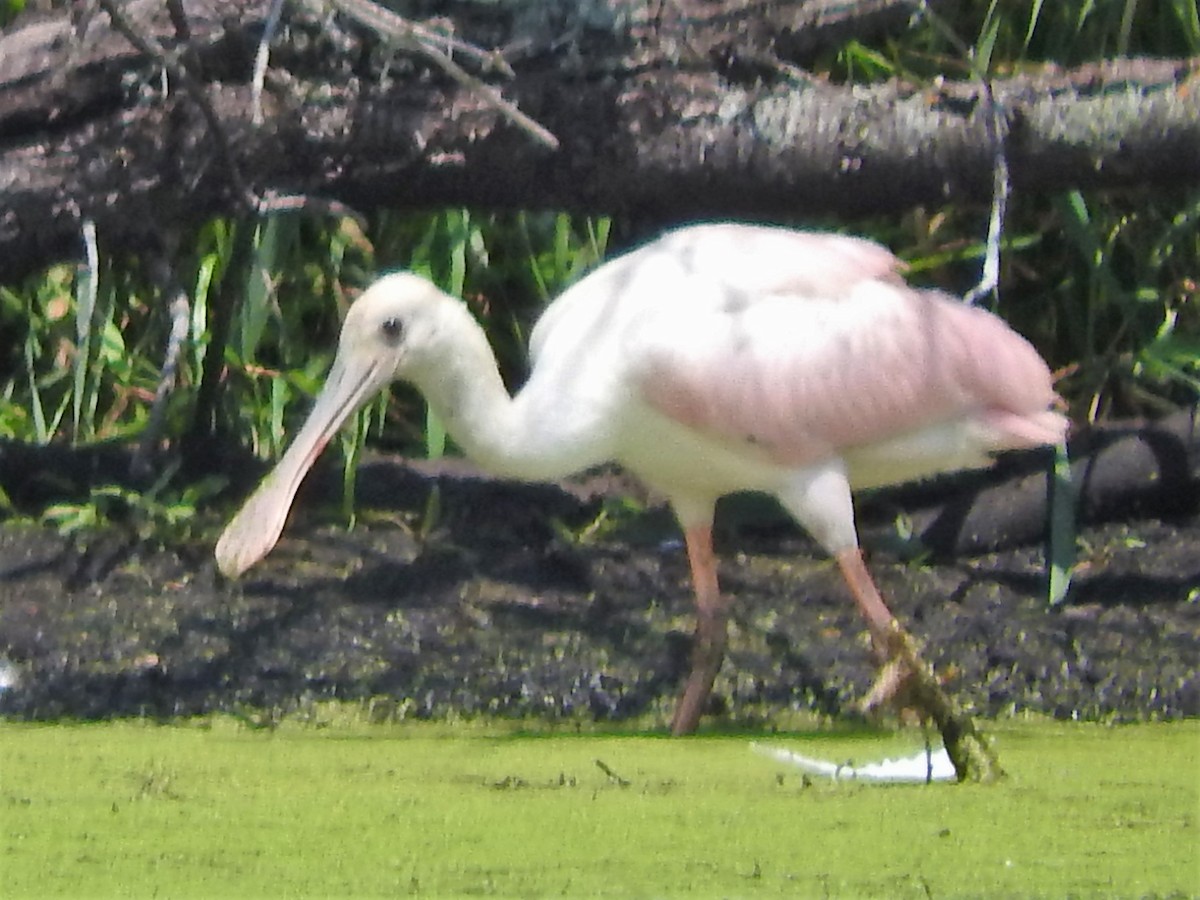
[860,621,1005,783]
[858,624,937,720]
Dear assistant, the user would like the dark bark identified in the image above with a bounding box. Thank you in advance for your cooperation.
[1,0,1197,281]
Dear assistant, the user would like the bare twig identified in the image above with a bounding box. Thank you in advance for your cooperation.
[324,0,559,150]
[252,0,288,126]
[593,759,631,787]
[73,218,100,443]
[965,95,1010,306]
[96,0,260,211]
[165,0,191,42]
[257,190,369,230]
[98,2,370,238]
[329,0,516,76]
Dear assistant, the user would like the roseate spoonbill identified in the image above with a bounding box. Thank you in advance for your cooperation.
[216,223,1066,768]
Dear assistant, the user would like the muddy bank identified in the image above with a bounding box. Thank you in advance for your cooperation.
[1,450,1196,726]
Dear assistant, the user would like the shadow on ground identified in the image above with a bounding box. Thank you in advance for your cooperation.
[1,453,1196,725]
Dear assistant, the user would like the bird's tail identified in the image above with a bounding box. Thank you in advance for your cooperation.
[979,407,1069,451]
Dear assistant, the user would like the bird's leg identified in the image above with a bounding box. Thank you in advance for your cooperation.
[834,547,896,657]
[834,547,1005,782]
[835,547,927,713]
[670,524,730,735]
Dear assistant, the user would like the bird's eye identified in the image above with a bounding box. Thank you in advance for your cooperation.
[380,317,403,344]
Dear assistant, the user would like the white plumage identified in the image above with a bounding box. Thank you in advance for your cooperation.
[217,222,1067,735]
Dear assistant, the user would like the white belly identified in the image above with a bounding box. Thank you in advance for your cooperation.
[616,402,999,503]
[843,418,997,489]
[615,404,802,503]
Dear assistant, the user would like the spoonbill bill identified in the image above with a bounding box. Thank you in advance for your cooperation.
[216,223,1066,770]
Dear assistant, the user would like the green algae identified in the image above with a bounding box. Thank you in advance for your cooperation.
[2,717,1196,897]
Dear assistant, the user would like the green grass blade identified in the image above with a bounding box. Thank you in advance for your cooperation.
[23,328,48,444]
[974,1,1003,74]
[339,402,373,530]
[1047,440,1077,606]
[425,407,446,461]
[447,209,469,297]
[587,217,612,260]
[553,212,571,280]
[1117,0,1138,55]
[1022,0,1046,54]
[269,375,288,459]
[240,217,282,363]
[1172,0,1200,50]
[190,253,218,377]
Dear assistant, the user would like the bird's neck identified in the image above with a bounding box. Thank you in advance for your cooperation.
[411,313,583,482]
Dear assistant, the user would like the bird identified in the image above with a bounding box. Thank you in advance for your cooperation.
[215,222,1067,740]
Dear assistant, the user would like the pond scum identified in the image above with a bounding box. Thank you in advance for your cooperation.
[1,714,1196,897]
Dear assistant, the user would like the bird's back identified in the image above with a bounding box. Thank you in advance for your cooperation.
[528,223,902,363]
[525,223,1066,490]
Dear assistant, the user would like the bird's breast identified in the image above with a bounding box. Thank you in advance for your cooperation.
[614,401,798,503]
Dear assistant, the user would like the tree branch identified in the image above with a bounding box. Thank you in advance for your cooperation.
[0,0,1196,281]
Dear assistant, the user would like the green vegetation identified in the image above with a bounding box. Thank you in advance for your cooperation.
[0,209,610,473]
[2,716,1195,897]
[1,5,1195,527]
[0,8,1194,598]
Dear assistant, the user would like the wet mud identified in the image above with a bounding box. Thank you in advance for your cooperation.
[1,455,1196,725]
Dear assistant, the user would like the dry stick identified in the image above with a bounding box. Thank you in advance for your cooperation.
[593,759,631,787]
[74,217,100,443]
[252,0,288,125]
[256,190,370,230]
[327,0,516,77]
[96,0,260,212]
[324,0,559,150]
[965,100,1010,306]
[165,0,191,42]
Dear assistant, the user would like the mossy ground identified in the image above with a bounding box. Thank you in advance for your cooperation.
[2,716,1196,897]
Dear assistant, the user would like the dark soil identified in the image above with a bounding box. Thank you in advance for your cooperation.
[1,453,1197,726]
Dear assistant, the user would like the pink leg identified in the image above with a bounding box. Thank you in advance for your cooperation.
[670,525,730,735]
[835,547,1005,781]
[835,547,922,714]
[835,547,897,655]
[832,551,1001,779]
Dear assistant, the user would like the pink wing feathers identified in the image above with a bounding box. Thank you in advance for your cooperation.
[529,222,1064,474]
[636,272,1064,470]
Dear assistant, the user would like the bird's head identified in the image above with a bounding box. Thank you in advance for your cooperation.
[333,272,462,386]
[214,272,461,579]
